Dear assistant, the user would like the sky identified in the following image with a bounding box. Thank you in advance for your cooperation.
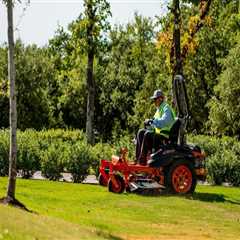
[0,0,168,46]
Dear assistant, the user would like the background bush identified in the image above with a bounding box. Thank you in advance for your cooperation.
[0,130,240,186]
[0,130,9,176]
[17,130,41,178]
[66,141,91,183]
[90,143,115,176]
[112,134,136,161]
[40,140,70,181]
[189,135,240,186]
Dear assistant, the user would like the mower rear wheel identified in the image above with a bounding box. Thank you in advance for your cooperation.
[166,160,196,194]
[108,174,125,193]
[98,173,108,186]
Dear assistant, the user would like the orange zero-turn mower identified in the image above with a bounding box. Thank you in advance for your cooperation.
[99,75,206,194]
[98,144,206,194]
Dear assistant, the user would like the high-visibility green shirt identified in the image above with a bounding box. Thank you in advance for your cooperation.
[152,101,176,138]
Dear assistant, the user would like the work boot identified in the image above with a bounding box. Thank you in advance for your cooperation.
[139,155,147,165]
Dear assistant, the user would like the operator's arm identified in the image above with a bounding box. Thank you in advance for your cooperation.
[152,107,174,129]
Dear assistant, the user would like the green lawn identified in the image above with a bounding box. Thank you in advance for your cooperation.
[0,178,240,240]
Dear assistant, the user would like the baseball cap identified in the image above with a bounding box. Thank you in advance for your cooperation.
[150,89,164,100]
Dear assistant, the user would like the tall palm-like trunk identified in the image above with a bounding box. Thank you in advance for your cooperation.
[85,0,95,145]
[172,0,182,77]
[86,48,95,145]
[6,0,17,201]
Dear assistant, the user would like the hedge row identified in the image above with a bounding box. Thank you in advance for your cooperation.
[0,130,240,186]
[189,135,240,186]
[0,129,115,182]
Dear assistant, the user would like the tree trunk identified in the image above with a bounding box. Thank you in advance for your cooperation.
[86,50,95,145]
[7,0,17,200]
[172,0,182,77]
[172,0,188,145]
[171,0,213,145]
[171,0,182,104]
[85,1,95,145]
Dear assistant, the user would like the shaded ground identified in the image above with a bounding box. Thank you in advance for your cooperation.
[32,171,99,184]
[0,196,30,211]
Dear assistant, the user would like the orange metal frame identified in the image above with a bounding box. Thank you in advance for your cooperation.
[99,148,164,189]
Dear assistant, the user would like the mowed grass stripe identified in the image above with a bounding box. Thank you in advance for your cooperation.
[0,178,240,240]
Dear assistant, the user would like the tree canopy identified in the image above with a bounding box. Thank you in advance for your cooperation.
[0,0,239,140]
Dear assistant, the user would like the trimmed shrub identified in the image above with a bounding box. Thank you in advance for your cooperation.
[41,141,70,181]
[225,152,240,187]
[90,143,115,176]
[206,152,229,185]
[0,131,9,176]
[66,141,91,183]
[1,128,239,186]
[189,135,240,186]
[206,150,240,186]
[37,129,86,144]
[17,130,41,178]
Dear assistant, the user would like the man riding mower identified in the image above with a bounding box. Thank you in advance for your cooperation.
[99,76,206,194]
[136,89,176,165]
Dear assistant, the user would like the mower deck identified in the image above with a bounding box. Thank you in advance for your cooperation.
[99,147,206,194]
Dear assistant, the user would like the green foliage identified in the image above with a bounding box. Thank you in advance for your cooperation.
[37,129,86,181]
[0,1,239,148]
[112,134,136,161]
[0,129,85,180]
[90,142,115,175]
[206,150,240,186]
[1,129,240,186]
[69,0,111,55]
[98,15,164,138]
[49,25,89,129]
[15,41,56,129]
[182,0,239,133]
[66,141,91,183]
[0,46,8,128]
[0,130,9,176]
[182,0,200,5]
[208,40,240,136]
[47,0,112,132]
[40,140,69,181]
[0,40,58,130]
[37,128,86,143]
[17,130,41,178]
[189,134,240,186]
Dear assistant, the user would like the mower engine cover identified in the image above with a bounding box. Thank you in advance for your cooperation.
[148,144,201,168]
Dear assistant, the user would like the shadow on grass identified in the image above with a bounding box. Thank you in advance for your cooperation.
[0,196,38,214]
[96,230,124,240]
[191,192,240,205]
[131,189,240,205]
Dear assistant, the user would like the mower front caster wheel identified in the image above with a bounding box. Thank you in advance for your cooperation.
[98,173,108,186]
[108,175,125,193]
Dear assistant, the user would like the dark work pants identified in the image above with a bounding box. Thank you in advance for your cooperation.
[136,129,163,165]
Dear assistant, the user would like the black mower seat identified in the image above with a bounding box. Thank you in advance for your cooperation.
[156,118,181,144]
[147,119,181,168]
[168,119,181,144]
